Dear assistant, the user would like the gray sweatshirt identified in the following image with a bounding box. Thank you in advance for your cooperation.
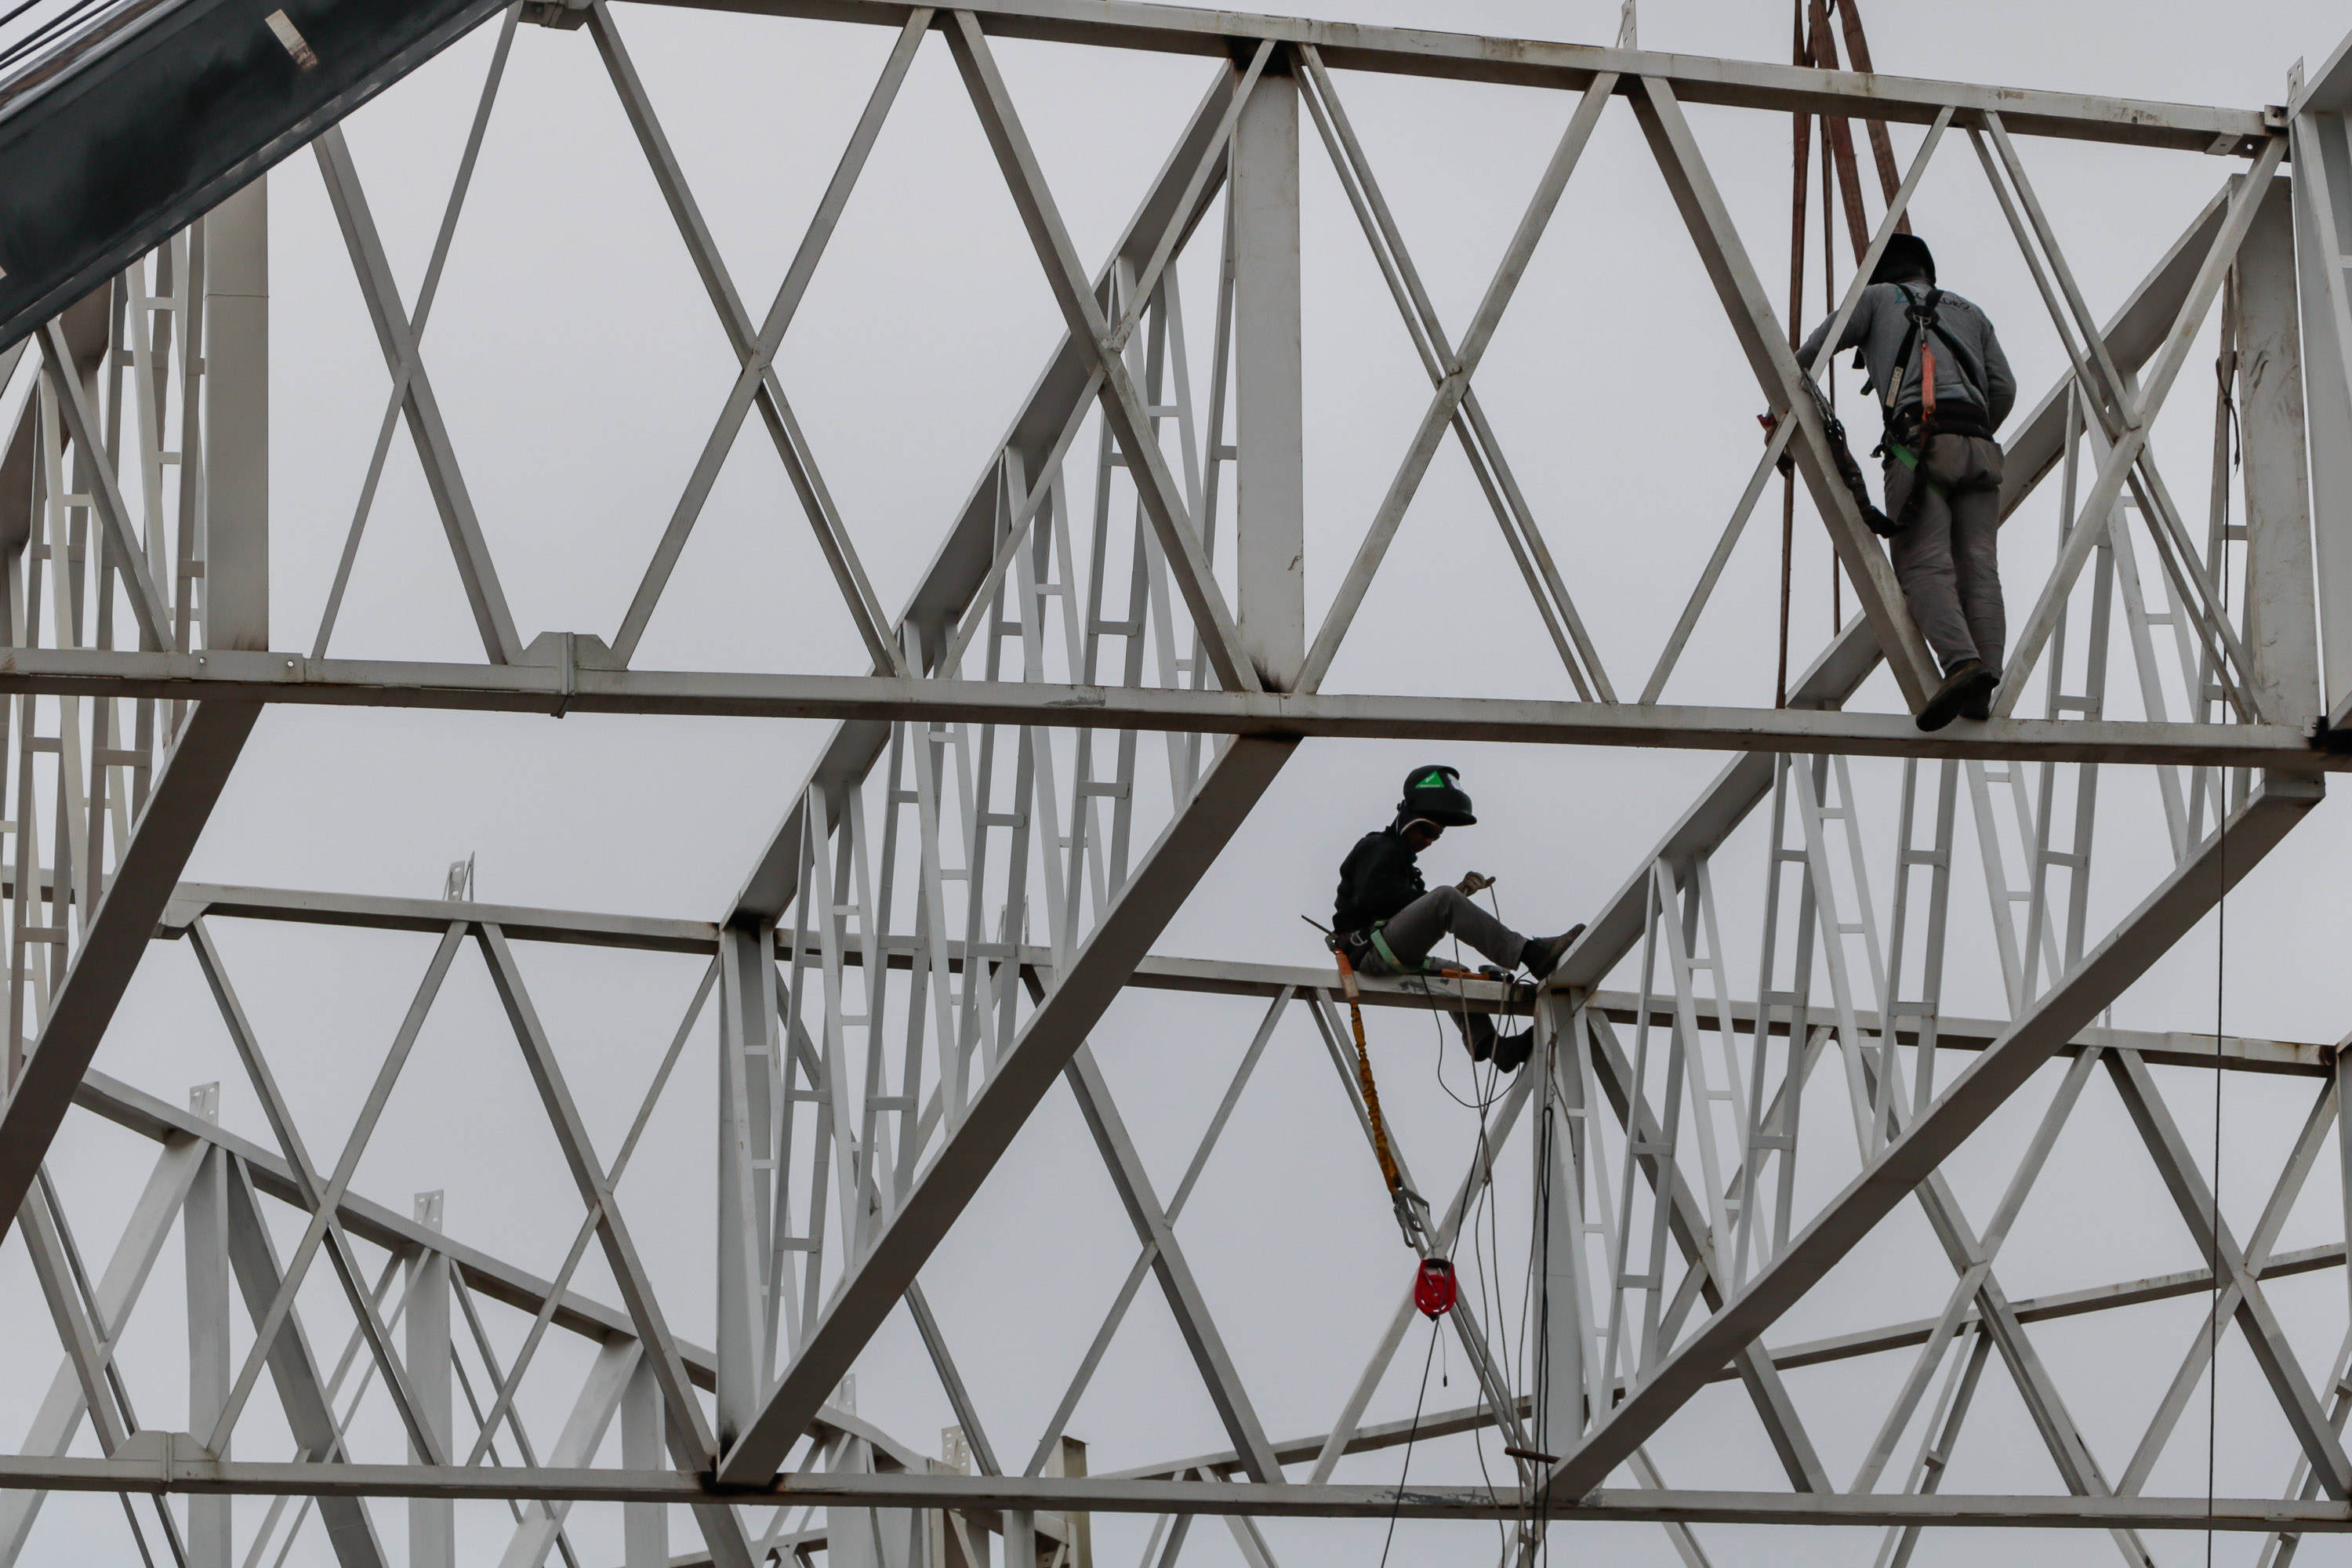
[1798,281,2016,431]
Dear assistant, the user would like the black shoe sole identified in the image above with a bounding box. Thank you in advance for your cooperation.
[1917,666,1995,732]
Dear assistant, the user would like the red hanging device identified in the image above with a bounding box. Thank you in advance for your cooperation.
[1414,1257,1457,1319]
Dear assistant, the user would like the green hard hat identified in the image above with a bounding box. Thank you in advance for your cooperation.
[1399,764,1475,827]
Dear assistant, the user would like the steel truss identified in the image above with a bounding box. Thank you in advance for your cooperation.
[0,1,2349,1565]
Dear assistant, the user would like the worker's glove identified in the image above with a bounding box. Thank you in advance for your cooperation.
[1758,412,1795,477]
[1457,872,1495,897]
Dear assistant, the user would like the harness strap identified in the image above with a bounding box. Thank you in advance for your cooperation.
[1887,283,1991,423]
[1367,921,1407,975]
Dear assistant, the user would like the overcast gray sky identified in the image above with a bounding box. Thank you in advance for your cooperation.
[13,2,2352,1564]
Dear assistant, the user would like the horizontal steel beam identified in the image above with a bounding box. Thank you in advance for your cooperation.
[4,649,2332,768]
[161,883,720,955]
[632,0,2275,154]
[1114,1243,2348,1483]
[10,1450,2352,1531]
[163,883,2336,1075]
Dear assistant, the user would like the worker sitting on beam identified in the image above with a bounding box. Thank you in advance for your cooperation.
[1796,232,2018,731]
[1327,764,1582,1072]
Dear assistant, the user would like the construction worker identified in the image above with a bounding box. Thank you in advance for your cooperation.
[1329,765,1584,1072]
[1796,232,2017,731]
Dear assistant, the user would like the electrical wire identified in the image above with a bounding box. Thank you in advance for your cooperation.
[0,0,122,78]
[2204,330,2240,1568]
[1388,869,1554,1561]
[2206,767,2223,1568]
[1375,1323,1442,1568]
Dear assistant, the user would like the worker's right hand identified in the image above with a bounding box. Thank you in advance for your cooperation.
[1457,872,1495,898]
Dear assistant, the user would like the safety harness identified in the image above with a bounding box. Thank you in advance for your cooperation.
[1874,283,1993,528]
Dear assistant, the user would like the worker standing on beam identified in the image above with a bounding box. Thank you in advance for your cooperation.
[1797,233,2017,731]
[1327,765,1583,1072]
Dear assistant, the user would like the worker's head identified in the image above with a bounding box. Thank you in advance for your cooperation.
[1396,764,1476,829]
[1870,231,1936,286]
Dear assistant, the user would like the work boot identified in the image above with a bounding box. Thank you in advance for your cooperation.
[1490,1026,1537,1073]
[1455,1011,1496,1062]
[1518,924,1588,982]
[1962,672,2000,722]
[1916,659,1995,732]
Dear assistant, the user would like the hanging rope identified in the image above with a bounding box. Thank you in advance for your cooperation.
[1374,1323,1442,1568]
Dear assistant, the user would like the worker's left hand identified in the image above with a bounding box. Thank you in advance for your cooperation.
[1457,872,1495,898]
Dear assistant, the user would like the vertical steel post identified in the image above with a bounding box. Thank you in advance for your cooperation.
[1535,995,1588,1450]
[2234,176,2321,720]
[406,1192,452,1568]
[202,177,266,652]
[1048,1436,1091,1568]
[717,921,775,1446]
[2290,64,2352,724]
[185,1091,230,1568]
[1232,60,1304,691]
[622,1354,667,1568]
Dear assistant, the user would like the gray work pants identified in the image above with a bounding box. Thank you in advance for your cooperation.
[1885,434,2005,674]
[1358,887,1526,975]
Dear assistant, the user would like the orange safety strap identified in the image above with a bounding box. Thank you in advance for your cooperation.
[1331,948,1404,1199]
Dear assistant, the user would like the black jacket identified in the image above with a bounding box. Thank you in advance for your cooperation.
[1334,824,1425,935]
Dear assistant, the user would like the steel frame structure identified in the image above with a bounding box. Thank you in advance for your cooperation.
[0,0,2350,1564]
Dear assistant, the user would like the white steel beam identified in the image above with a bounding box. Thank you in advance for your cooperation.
[633,0,2272,154]
[154,882,2334,1077]
[1547,772,2320,1495]
[0,1138,203,1565]
[0,699,257,1245]
[944,11,1258,695]
[0,649,2323,767]
[586,0,906,676]
[187,1133,232,1568]
[2229,178,2318,720]
[1631,73,1939,710]
[407,1194,454,1568]
[728,67,1240,925]
[1063,1045,1283,1482]
[202,175,268,652]
[310,128,522,666]
[218,1156,394,1568]
[715,736,1294,1484]
[1231,60,1304,691]
[0,1458,2344,1532]
[473,925,762,1568]
[1553,177,2243,993]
